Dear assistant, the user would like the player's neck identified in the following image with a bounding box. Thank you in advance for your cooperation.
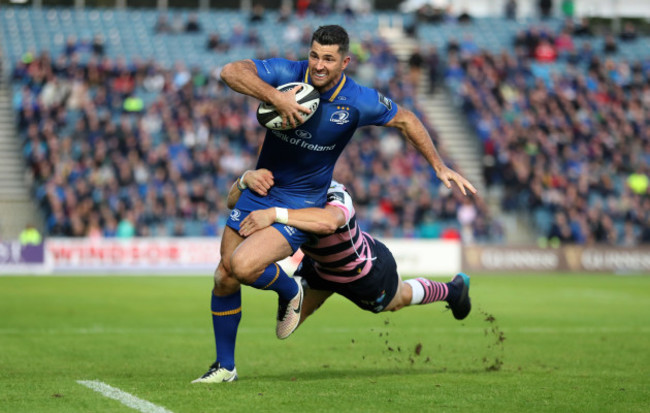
[317,73,346,100]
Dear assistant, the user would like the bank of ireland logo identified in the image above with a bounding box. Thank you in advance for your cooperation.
[229,209,241,222]
[330,106,350,125]
[295,129,312,139]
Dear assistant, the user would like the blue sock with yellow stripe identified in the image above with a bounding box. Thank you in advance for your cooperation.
[249,263,298,301]
[211,290,241,370]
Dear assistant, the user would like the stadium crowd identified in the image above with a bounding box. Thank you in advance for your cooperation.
[443,19,650,245]
[10,23,498,242]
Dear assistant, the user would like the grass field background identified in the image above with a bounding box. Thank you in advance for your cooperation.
[1,273,649,412]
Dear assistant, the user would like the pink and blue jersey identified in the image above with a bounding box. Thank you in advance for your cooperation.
[228,58,398,251]
[301,182,377,282]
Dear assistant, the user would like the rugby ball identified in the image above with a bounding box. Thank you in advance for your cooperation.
[257,82,320,130]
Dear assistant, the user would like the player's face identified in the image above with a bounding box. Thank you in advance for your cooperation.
[308,41,350,93]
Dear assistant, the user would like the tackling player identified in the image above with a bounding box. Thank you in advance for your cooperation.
[237,169,471,326]
[194,25,476,383]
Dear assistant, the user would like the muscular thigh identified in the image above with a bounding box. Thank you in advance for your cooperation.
[214,226,245,294]
[220,226,244,272]
[230,225,294,283]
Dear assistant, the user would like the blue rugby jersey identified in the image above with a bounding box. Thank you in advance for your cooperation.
[251,58,398,205]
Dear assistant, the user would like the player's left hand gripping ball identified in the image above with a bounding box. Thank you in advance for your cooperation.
[257,82,320,130]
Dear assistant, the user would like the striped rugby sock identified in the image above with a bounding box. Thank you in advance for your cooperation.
[405,277,449,305]
[211,290,241,370]
[249,263,298,302]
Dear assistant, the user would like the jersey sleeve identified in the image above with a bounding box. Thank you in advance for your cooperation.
[356,86,398,127]
[252,58,306,87]
[326,185,355,227]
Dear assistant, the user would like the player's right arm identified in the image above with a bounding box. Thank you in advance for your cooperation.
[356,86,477,196]
[220,59,310,128]
[385,105,477,196]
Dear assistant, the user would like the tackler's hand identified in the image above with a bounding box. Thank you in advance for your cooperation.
[242,168,275,196]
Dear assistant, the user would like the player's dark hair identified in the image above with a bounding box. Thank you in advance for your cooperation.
[311,25,349,54]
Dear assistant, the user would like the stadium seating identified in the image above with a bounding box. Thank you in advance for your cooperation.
[7,6,647,244]
[0,8,391,71]
[429,16,650,245]
[2,6,499,241]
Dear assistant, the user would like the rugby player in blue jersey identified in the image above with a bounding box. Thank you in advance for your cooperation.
[193,25,476,383]
[236,171,471,328]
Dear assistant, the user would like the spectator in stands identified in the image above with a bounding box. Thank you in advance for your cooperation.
[228,24,247,47]
[457,9,472,24]
[513,30,527,51]
[444,52,465,89]
[407,47,424,88]
[300,25,314,47]
[561,0,574,18]
[19,223,42,246]
[40,75,69,110]
[548,211,576,244]
[87,216,103,239]
[206,33,228,52]
[538,0,553,19]
[505,0,517,20]
[642,217,650,243]
[459,34,479,59]
[554,28,574,57]
[621,221,639,247]
[578,41,594,63]
[573,17,593,37]
[534,39,557,62]
[249,3,265,23]
[311,0,332,16]
[457,198,477,244]
[113,68,135,98]
[116,210,136,238]
[202,211,221,237]
[296,0,310,17]
[524,26,542,58]
[341,3,356,21]
[620,22,638,42]
[245,28,261,47]
[64,35,81,57]
[171,14,185,33]
[425,45,440,93]
[627,169,649,196]
[91,34,105,57]
[153,14,173,34]
[440,227,461,241]
[277,5,291,23]
[282,23,301,45]
[185,13,202,33]
[446,37,460,55]
[603,33,618,54]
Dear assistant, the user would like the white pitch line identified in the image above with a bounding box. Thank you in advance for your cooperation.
[77,380,173,413]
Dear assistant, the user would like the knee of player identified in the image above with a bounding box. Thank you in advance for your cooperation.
[214,262,232,285]
[383,282,412,312]
[229,253,261,284]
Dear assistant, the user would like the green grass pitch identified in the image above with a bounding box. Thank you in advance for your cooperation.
[1,274,649,412]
